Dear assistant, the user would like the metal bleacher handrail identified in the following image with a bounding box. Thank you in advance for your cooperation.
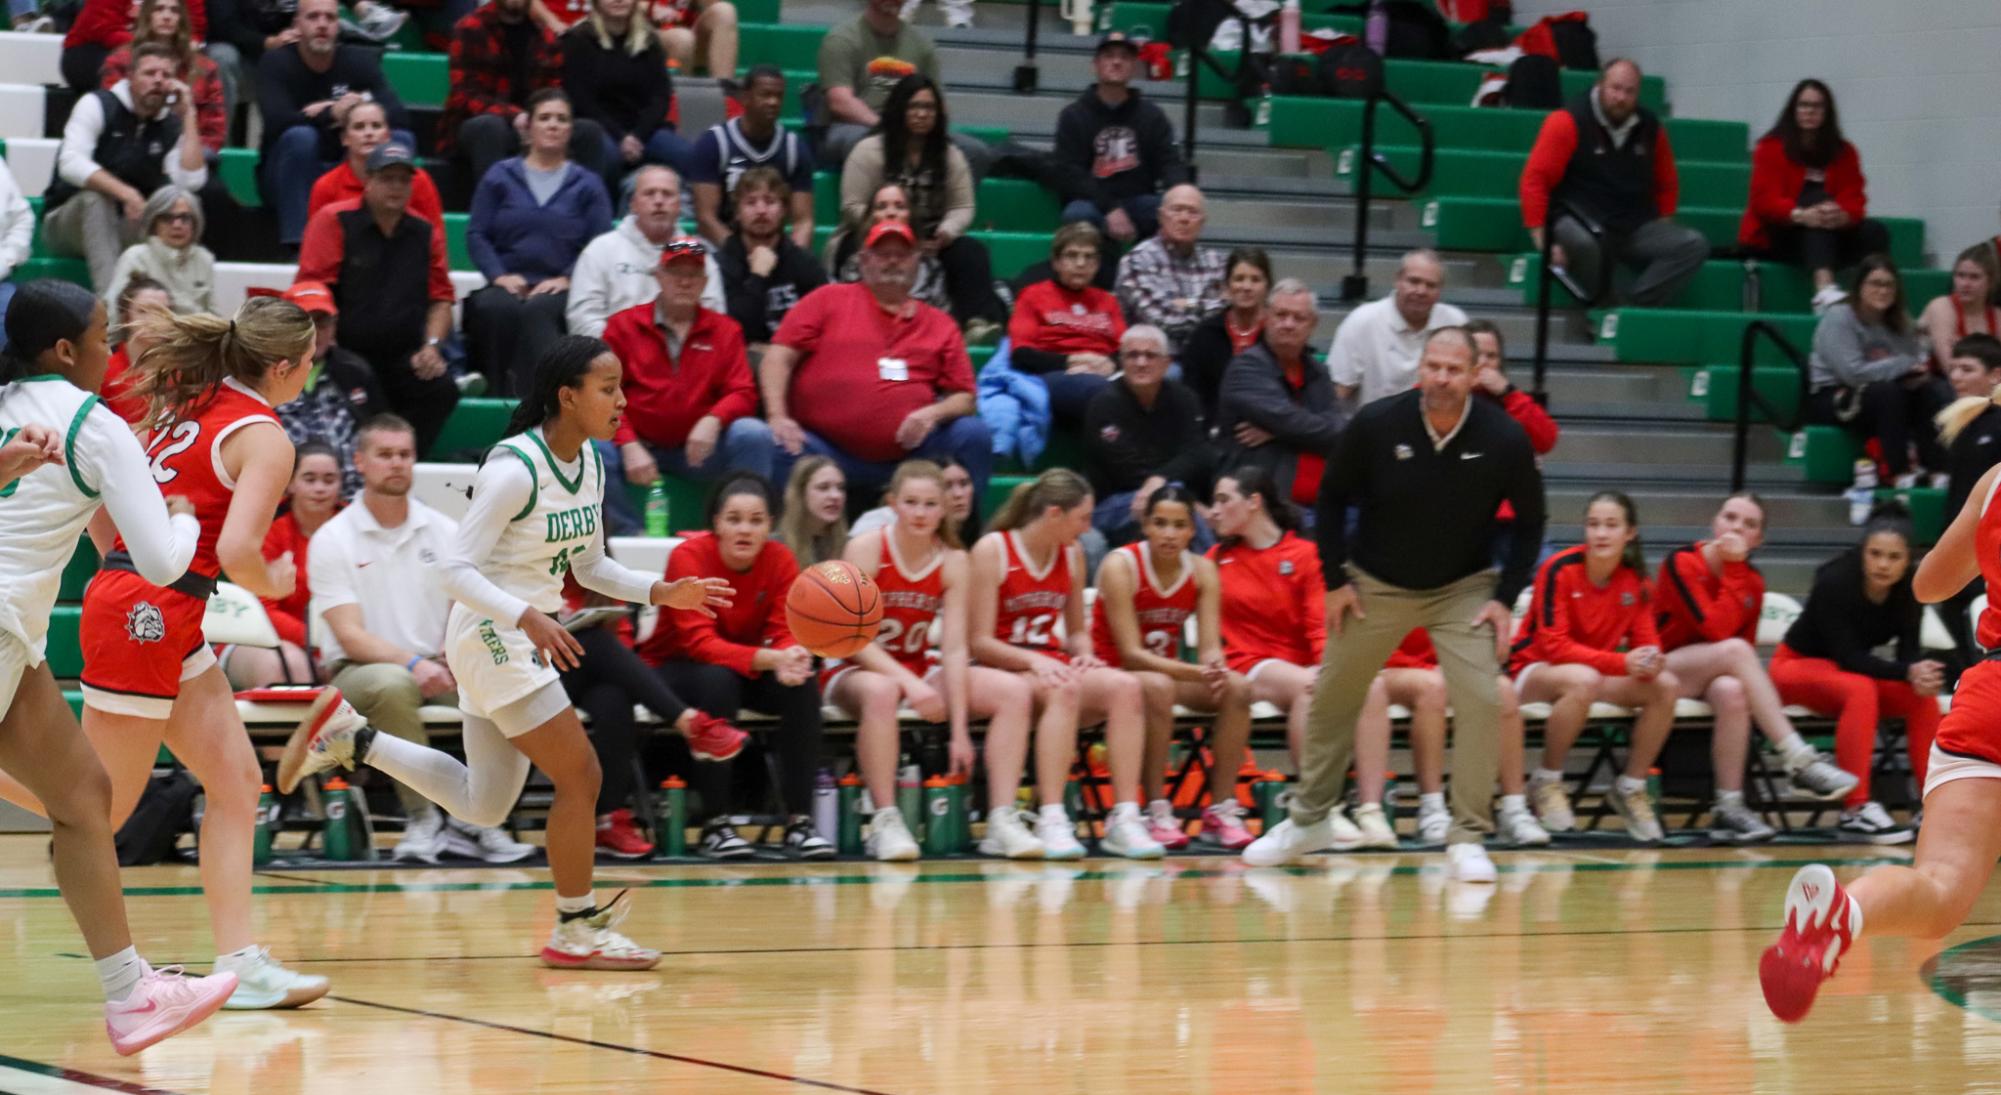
[1730,319,1809,493]
[1528,196,1604,403]
[1339,90,1433,303]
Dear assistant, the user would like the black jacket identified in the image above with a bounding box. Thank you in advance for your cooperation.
[1052,87,1189,210]
[256,44,408,160]
[1784,549,1921,681]
[1180,309,1244,422]
[715,233,828,345]
[561,24,674,143]
[1946,404,2001,520]
[1216,339,1345,504]
[1083,378,1212,499]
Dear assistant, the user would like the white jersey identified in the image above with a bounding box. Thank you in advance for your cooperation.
[470,428,607,617]
[0,375,197,657]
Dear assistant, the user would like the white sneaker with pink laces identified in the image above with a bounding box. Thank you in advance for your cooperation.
[105,965,238,1056]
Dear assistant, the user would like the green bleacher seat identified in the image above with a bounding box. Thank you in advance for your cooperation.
[63,689,82,719]
[1508,255,1951,314]
[985,473,1031,516]
[1875,487,1946,543]
[383,52,449,110]
[734,0,780,25]
[27,194,44,258]
[1200,53,1665,111]
[444,212,472,272]
[59,538,97,602]
[1342,144,1746,208]
[1593,308,1816,366]
[970,345,994,373]
[429,397,519,458]
[739,23,823,71]
[48,605,81,678]
[219,147,261,209]
[1787,424,1860,485]
[621,474,709,538]
[811,173,1054,235]
[1034,430,1086,475]
[1422,196,1925,265]
[1692,365,1802,424]
[17,256,90,288]
[1269,97,1748,162]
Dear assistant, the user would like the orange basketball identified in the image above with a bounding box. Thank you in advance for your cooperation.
[785,560,884,659]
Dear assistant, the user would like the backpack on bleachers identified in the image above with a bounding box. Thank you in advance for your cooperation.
[1516,11,1599,70]
[1454,14,1511,55]
[1315,41,1385,98]
[1503,54,1562,109]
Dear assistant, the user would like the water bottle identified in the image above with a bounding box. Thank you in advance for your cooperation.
[253,784,277,865]
[1278,0,1301,55]
[1380,771,1398,823]
[1255,84,1274,128]
[897,760,924,842]
[1364,0,1388,56]
[659,776,687,856]
[1646,766,1663,810]
[812,768,839,843]
[1846,459,1878,526]
[947,774,970,853]
[923,776,953,856]
[1254,771,1288,834]
[322,777,355,861]
[644,478,670,537]
[837,773,863,854]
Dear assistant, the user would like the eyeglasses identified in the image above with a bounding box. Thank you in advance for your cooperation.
[1056,249,1098,263]
[1120,349,1166,361]
[156,212,196,225]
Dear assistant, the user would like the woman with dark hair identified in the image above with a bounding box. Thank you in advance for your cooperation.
[831,182,950,311]
[0,279,240,1052]
[562,0,692,182]
[1181,247,1272,419]
[1807,255,1948,488]
[99,0,227,153]
[850,453,981,542]
[1512,492,1679,843]
[282,334,733,968]
[464,89,615,396]
[635,471,834,860]
[219,440,341,690]
[838,74,1006,333]
[1768,504,1943,843]
[1740,79,1891,314]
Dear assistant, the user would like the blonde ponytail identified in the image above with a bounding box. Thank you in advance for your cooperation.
[1936,391,2001,446]
[130,297,315,431]
[988,468,1091,532]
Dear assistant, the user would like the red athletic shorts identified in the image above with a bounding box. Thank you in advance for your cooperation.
[1937,659,2001,768]
[78,570,214,719]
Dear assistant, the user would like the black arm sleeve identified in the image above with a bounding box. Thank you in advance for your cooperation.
[1314,417,1366,590]
[1495,433,1546,607]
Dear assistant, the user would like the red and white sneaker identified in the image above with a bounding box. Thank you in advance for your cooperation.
[684,711,748,762]
[1197,800,1255,851]
[595,810,655,859]
[1144,801,1191,850]
[539,892,662,971]
[276,688,368,794]
[105,965,238,1056]
[1760,863,1859,1023]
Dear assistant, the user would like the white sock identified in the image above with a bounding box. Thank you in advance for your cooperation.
[1146,798,1174,817]
[1716,788,1745,807]
[1531,767,1563,786]
[364,716,530,826]
[1846,893,1865,939]
[1111,801,1140,821]
[214,944,262,972]
[1498,793,1527,815]
[1774,733,1817,768]
[555,891,597,920]
[96,946,145,1003]
[1615,775,1647,796]
[1418,791,1446,813]
[1038,803,1069,823]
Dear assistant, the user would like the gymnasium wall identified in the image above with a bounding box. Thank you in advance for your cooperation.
[1510,0,2001,264]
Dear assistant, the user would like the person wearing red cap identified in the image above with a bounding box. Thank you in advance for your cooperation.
[760,217,991,507]
[271,279,387,501]
[599,238,773,534]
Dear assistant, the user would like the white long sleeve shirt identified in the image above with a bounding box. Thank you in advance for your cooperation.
[55,81,210,195]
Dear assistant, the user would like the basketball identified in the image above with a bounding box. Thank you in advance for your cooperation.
[785,560,884,658]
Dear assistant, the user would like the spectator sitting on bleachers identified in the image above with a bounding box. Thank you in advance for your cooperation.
[1806,255,1946,490]
[687,67,816,250]
[636,472,834,860]
[60,0,169,90]
[45,43,213,293]
[308,414,537,863]
[1740,79,1890,316]
[1113,183,1225,357]
[1768,503,1940,844]
[221,440,340,689]
[102,0,227,153]
[777,455,848,566]
[104,185,215,315]
[1328,249,1468,408]
[562,0,694,185]
[1216,279,1344,522]
[816,0,987,174]
[567,164,724,337]
[1008,222,1122,427]
[0,156,35,324]
[839,74,1006,336]
[850,452,978,540]
[1519,58,1708,308]
[1180,246,1269,422]
[762,218,993,509]
[1937,334,2001,663]
[1512,492,1678,844]
[442,0,611,188]
[256,0,414,248]
[1464,318,1556,561]
[715,166,827,350]
[1055,31,1187,245]
[462,89,613,396]
[1083,324,1211,554]
[598,237,772,534]
[271,279,385,500]
[100,275,170,423]
[297,141,460,454]
[1208,465,1322,766]
[309,100,447,235]
[1917,247,1999,372]
[653,0,739,78]
[203,0,294,102]
[832,184,947,313]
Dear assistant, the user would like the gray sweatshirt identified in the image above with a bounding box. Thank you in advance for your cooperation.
[1809,302,1924,390]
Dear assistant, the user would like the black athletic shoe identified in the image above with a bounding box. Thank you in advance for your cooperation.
[698,821,755,860]
[784,818,836,860]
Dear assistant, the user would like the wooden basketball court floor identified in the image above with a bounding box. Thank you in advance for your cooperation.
[5,838,2001,1094]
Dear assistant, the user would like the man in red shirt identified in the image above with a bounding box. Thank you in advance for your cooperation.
[599,238,773,533]
[1517,58,1707,307]
[759,219,991,504]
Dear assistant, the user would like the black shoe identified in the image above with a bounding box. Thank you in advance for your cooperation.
[784,817,835,860]
[698,821,755,860]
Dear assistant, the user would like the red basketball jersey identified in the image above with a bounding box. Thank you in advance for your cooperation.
[1090,543,1198,665]
[1385,628,1437,670]
[870,533,947,675]
[121,378,280,579]
[1976,475,2001,652]
[993,531,1070,657]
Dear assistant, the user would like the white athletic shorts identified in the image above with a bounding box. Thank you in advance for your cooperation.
[1247,658,1311,683]
[444,603,564,736]
[0,631,40,715]
[1923,743,2001,799]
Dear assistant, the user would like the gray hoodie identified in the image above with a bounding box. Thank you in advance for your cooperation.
[563,214,724,337]
[1809,302,1924,390]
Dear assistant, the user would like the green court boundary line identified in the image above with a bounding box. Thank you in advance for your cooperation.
[1927,932,2001,1022]
[0,853,1915,900]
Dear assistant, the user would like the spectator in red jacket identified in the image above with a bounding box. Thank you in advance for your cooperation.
[63,0,208,89]
[1518,59,1708,307]
[1465,319,1556,565]
[221,441,342,689]
[635,473,832,860]
[101,0,226,153]
[309,100,446,236]
[1739,79,1890,315]
[598,238,774,534]
[1006,221,1125,426]
[441,0,610,186]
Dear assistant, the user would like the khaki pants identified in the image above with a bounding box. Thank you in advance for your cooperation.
[330,661,457,816]
[1292,567,1502,845]
[41,191,141,292]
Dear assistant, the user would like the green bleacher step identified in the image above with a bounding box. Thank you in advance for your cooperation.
[1422,196,1925,266]
[1784,425,1860,485]
[429,397,519,459]
[1201,52,1663,112]
[985,473,1032,517]
[1268,98,1748,162]
[219,147,261,209]
[383,52,449,110]
[60,538,98,602]
[48,604,81,678]
[443,212,472,272]
[1691,365,1802,423]
[739,23,822,72]
[1509,254,1950,314]
[1340,144,1746,207]
[1593,308,1816,366]
[1874,487,1945,544]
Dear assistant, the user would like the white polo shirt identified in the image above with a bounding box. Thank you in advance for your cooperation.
[308,496,459,666]
[1326,294,1470,407]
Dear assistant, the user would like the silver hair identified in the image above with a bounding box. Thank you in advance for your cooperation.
[142,184,203,242]
[1120,324,1169,352]
[1267,278,1317,309]
[1398,248,1443,276]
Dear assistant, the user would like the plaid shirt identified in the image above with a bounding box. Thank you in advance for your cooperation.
[1114,237,1228,353]
[438,4,564,152]
[274,347,384,502]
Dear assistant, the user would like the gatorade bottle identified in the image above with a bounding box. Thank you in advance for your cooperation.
[897,760,924,841]
[645,479,670,537]
[1647,766,1664,810]
[837,773,863,854]
[923,776,952,856]
[659,776,687,856]
[947,774,970,853]
[253,784,277,865]
[323,777,355,861]
[1254,771,1288,833]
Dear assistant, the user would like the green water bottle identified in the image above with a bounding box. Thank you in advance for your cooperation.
[896,760,923,841]
[659,777,687,856]
[1380,771,1399,822]
[1063,772,1083,819]
[1646,766,1663,809]
[947,774,969,853]
[322,777,355,861]
[1254,771,1288,834]
[252,784,277,865]
[836,773,863,854]
[644,478,670,537]
[923,777,953,856]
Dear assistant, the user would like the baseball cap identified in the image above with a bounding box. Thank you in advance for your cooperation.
[863,219,917,250]
[658,237,708,268]
[282,280,337,316]
[1095,30,1140,55]
[364,141,417,175]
